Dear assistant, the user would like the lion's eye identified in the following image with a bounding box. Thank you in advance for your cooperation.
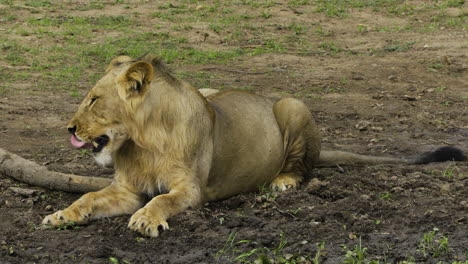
[90,96,99,106]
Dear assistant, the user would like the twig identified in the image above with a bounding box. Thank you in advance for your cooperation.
[0,65,30,70]
[274,208,297,218]
[201,67,270,75]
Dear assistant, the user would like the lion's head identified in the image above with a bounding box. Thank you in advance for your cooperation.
[67,55,160,166]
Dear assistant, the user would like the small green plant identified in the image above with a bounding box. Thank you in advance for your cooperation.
[151,12,172,20]
[428,63,444,70]
[289,0,310,6]
[287,23,306,35]
[209,24,223,33]
[312,241,326,264]
[109,257,130,264]
[216,232,311,263]
[239,86,255,91]
[109,257,119,264]
[379,193,392,200]
[442,164,458,177]
[318,41,342,53]
[383,41,415,52]
[215,232,254,263]
[418,227,450,258]
[287,207,302,215]
[435,86,447,92]
[342,238,367,264]
[315,0,347,18]
[397,258,416,264]
[55,221,80,231]
[260,11,272,19]
[257,184,278,203]
[357,24,369,33]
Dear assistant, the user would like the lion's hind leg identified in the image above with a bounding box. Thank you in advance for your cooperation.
[270,98,321,191]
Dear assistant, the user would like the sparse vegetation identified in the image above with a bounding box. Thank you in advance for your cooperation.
[216,232,316,263]
[383,41,415,52]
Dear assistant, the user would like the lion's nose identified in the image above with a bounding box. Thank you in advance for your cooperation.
[68,126,77,135]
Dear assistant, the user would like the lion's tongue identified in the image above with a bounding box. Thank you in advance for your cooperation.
[70,135,93,149]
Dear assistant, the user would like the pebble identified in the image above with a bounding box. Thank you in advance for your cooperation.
[440,184,451,195]
[360,194,371,200]
[460,200,468,208]
[305,178,328,193]
[445,8,465,17]
[391,187,404,193]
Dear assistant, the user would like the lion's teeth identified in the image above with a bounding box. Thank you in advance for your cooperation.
[93,142,99,147]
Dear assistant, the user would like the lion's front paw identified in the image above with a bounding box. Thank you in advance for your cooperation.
[128,208,169,237]
[42,208,91,226]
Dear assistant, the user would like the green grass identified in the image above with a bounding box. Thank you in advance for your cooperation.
[318,41,342,53]
[379,192,392,200]
[216,232,316,263]
[342,238,368,264]
[383,41,415,52]
[315,0,403,18]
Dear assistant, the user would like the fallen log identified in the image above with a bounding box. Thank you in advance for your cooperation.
[0,147,111,193]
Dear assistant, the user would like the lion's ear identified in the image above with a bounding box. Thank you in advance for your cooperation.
[117,61,154,100]
[105,55,133,73]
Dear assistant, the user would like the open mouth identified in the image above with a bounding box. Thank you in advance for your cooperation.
[70,134,109,153]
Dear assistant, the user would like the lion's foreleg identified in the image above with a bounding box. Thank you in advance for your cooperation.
[42,183,143,226]
[128,173,200,237]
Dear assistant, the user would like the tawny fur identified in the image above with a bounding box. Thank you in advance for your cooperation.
[42,55,464,237]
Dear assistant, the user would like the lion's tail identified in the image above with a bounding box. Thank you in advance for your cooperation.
[317,146,466,167]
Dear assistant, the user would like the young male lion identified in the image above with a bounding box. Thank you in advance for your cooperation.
[43,55,465,237]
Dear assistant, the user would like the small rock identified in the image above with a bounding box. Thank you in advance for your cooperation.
[305,178,329,193]
[439,184,450,195]
[45,205,53,211]
[388,75,397,81]
[445,8,465,17]
[355,120,371,131]
[9,187,41,196]
[402,95,417,101]
[460,200,468,208]
[360,194,371,200]
[309,220,320,226]
[391,187,404,193]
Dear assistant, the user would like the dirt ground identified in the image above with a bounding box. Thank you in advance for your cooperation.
[0,1,467,263]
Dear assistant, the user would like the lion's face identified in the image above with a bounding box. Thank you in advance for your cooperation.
[67,56,155,166]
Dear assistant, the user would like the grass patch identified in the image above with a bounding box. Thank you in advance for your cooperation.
[315,0,403,18]
[318,41,342,53]
[216,232,325,263]
[26,15,131,28]
[383,41,415,52]
[418,227,450,258]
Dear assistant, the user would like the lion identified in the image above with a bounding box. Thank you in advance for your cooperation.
[42,55,465,237]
